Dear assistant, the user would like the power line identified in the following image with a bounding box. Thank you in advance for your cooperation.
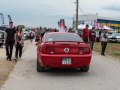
[78,5,90,20]
[57,0,75,13]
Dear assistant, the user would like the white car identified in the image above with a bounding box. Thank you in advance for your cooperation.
[23,31,29,39]
[108,33,120,42]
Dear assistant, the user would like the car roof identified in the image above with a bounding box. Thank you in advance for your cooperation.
[46,32,78,36]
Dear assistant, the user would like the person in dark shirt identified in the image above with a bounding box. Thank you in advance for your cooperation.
[40,28,45,39]
[4,22,16,61]
[89,27,96,50]
[68,28,72,33]
[82,25,89,43]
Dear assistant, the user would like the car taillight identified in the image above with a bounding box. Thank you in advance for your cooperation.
[79,47,90,54]
[42,46,54,54]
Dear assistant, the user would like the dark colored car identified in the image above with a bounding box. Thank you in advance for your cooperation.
[0,26,7,47]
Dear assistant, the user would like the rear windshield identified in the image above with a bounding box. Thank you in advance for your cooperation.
[45,33,83,42]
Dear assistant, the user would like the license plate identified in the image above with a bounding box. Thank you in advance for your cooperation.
[62,58,72,65]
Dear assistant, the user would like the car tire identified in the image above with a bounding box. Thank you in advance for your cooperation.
[37,60,44,72]
[80,66,89,72]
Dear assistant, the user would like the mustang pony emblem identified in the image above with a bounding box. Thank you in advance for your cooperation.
[64,48,69,53]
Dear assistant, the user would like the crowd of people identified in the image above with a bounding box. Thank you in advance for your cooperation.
[4,22,25,61]
[82,25,108,56]
[3,22,108,61]
[3,23,62,61]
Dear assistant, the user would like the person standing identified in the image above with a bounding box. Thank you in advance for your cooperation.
[40,28,45,39]
[101,29,108,56]
[64,26,68,32]
[4,22,16,61]
[82,25,89,43]
[15,26,24,60]
[68,27,72,33]
[29,29,35,43]
[35,28,41,42]
[89,27,96,50]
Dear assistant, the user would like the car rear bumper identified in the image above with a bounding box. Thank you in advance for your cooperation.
[39,54,92,68]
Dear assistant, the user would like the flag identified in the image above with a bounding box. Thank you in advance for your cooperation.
[100,23,103,29]
[8,15,12,23]
[94,20,98,29]
[58,22,61,28]
[60,19,65,26]
[0,13,4,24]
[58,20,65,32]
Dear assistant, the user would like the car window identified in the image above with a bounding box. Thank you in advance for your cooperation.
[46,33,83,42]
[112,33,120,37]
[0,27,7,32]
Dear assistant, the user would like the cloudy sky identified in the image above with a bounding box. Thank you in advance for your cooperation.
[0,0,120,28]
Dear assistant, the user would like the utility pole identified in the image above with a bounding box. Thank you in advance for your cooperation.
[75,0,79,34]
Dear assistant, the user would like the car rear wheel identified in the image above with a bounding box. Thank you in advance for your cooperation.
[37,60,44,72]
[80,66,89,72]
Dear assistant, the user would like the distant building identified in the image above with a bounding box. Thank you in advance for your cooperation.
[73,14,120,31]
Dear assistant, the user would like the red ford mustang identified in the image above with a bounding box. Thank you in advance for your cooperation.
[37,32,92,72]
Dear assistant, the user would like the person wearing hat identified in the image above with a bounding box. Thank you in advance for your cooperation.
[100,29,108,56]
[14,25,24,60]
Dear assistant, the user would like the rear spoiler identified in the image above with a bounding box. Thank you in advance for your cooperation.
[45,41,84,44]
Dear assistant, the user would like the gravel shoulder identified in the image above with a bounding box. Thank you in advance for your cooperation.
[0,40,30,89]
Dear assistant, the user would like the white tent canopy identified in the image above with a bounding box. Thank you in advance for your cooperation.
[78,24,93,30]
[78,24,114,31]
[103,26,113,31]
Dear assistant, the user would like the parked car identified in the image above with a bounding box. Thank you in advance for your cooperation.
[23,31,30,39]
[36,32,92,72]
[23,31,28,39]
[108,33,120,42]
[0,31,4,47]
[0,26,7,47]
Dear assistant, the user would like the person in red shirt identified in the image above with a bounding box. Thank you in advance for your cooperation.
[50,29,54,32]
[82,25,89,43]
[89,27,96,50]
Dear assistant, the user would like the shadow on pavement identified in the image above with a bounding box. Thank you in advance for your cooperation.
[38,68,91,77]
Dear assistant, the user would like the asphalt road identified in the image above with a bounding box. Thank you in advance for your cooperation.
[1,43,120,90]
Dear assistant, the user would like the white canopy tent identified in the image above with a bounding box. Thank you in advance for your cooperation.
[78,24,93,30]
[103,26,113,31]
